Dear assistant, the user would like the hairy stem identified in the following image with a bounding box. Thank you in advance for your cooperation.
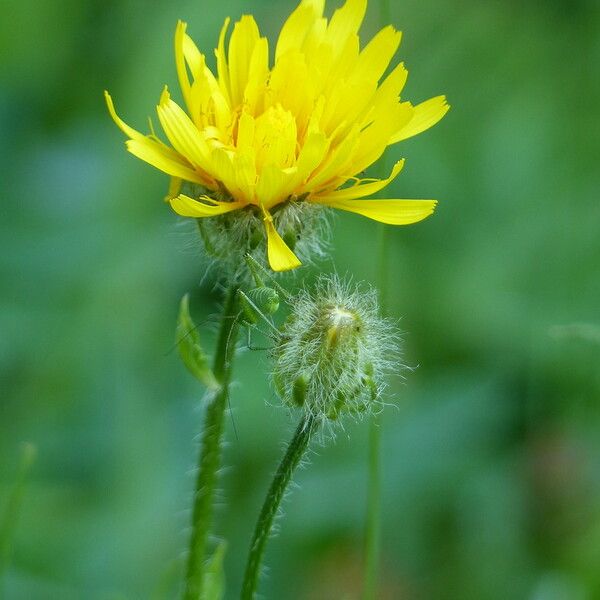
[241,414,320,600]
[183,284,239,600]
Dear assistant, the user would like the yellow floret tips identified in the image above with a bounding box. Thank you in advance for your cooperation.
[105,0,449,272]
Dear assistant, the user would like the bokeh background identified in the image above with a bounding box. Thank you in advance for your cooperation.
[1,0,599,598]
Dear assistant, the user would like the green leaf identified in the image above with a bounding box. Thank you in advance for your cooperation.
[177,294,219,390]
[203,541,227,600]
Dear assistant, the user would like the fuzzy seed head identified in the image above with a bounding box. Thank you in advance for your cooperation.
[272,276,399,420]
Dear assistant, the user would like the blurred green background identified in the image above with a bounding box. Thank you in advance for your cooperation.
[1,0,599,598]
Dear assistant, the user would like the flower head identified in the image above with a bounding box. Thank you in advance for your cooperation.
[106,0,449,271]
[272,276,399,420]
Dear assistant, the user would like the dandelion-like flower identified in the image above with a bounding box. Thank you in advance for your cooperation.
[272,276,398,420]
[106,0,449,271]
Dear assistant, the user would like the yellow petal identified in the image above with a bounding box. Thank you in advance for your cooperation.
[256,165,291,209]
[165,177,182,201]
[175,22,206,114]
[304,124,360,191]
[236,111,256,152]
[327,0,367,50]
[169,195,244,218]
[244,37,269,113]
[105,91,144,140]
[125,139,208,184]
[276,0,324,61]
[210,147,255,204]
[188,55,231,131]
[216,18,232,105]
[369,62,408,121]
[354,25,402,84]
[391,95,449,143]
[349,101,413,175]
[183,32,203,74]
[320,76,373,138]
[305,0,325,14]
[329,33,360,84]
[156,88,212,171]
[295,132,329,182]
[302,13,328,60]
[263,212,302,271]
[268,51,314,131]
[253,105,297,170]
[228,15,261,108]
[210,148,236,186]
[379,61,409,100]
[314,198,437,225]
[314,159,405,201]
[174,21,192,109]
[106,91,212,184]
[233,149,257,202]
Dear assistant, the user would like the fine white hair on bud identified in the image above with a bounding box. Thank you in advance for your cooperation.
[271,275,400,421]
[181,183,330,277]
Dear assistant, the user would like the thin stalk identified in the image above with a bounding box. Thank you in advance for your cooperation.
[362,225,387,600]
[363,410,382,600]
[363,25,392,587]
[183,284,239,600]
[241,414,320,600]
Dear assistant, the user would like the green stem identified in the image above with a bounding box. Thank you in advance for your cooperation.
[363,0,392,578]
[362,144,391,600]
[363,414,382,600]
[362,225,387,600]
[241,414,320,600]
[183,284,239,600]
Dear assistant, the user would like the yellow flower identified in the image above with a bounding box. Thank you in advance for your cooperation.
[106,0,449,271]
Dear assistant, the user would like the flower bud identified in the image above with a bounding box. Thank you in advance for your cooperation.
[271,276,398,420]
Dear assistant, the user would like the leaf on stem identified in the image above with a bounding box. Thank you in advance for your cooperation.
[177,294,219,390]
[203,541,227,600]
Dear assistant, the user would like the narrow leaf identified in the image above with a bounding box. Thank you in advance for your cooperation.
[203,541,227,600]
[177,294,219,390]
